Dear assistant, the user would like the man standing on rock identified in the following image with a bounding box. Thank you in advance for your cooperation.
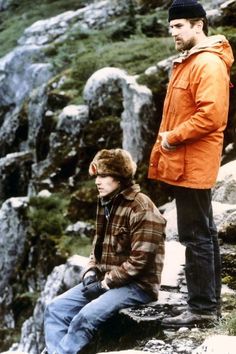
[148,0,234,328]
[43,148,166,354]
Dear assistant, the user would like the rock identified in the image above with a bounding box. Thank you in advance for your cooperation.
[0,46,52,107]
[0,152,33,200]
[0,352,28,354]
[213,160,236,204]
[99,351,152,354]
[63,255,88,289]
[31,104,89,191]
[0,47,53,157]
[27,84,49,153]
[65,221,94,238]
[37,189,52,198]
[83,67,154,162]
[193,335,236,354]
[18,1,131,46]
[13,255,87,354]
[0,197,29,294]
[0,197,29,331]
[163,199,236,241]
[218,210,236,243]
[0,0,15,10]
[162,200,178,241]
[221,244,236,289]
[161,241,185,288]
[57,105,89,135]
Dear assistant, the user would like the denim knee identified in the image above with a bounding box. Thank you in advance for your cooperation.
[44,297,68,324]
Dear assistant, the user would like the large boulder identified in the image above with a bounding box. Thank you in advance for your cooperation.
[31,104,89,191]
[213,160,236,204]
[0,46,53,157]
[83,67,154,162]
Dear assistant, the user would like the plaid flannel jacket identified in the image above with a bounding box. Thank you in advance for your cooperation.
[87,184,166,300]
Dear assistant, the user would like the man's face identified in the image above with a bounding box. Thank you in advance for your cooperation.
[169,19,198,52]
[95,175,120,197]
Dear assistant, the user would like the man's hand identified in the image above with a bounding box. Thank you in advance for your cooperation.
[81,281,106,300]
[159,132,176,151]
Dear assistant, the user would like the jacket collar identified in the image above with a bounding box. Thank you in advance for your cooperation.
[119,183,141,201]
[173,34,228,64]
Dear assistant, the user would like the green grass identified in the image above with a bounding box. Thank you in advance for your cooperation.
[28,194,69,236]
[49,25,175,74]
[57,235,92,258]
[47,29,175,103]
[27,193,92,258]
[0,0,88,57]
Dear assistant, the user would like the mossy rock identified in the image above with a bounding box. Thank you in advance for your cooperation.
[67,180,98,222]
[83,116,123,150]
[221,247,236,290]
[47,90,73,111]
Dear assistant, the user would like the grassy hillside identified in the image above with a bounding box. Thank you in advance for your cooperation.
[0,0,175,104]
[0,0,88,57]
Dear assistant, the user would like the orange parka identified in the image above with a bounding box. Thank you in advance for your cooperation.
[148,35,234,189]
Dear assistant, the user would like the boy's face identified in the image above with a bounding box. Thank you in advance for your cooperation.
[95,175,120,197]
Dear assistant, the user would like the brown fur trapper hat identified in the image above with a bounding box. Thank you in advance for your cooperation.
[89,148,137,179]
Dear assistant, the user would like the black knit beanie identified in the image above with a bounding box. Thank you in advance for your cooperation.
[168,0,206,22]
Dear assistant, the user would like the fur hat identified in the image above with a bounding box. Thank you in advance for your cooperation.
[168,0,206,22]
[89,148,137,179]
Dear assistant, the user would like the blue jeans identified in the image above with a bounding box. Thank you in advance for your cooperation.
[173,186,221,314]
[44,282,151,354]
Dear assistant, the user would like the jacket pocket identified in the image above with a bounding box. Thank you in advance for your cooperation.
[112,227,131,255]
[158,145,186,181]
[173,79,189,90]
[171,79,192,113]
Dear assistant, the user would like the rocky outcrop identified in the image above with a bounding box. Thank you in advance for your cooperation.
[11,255,88,354]
[0,197,29,329]
[83,67,154,162]
[0,45,53,157]
[162,160,236,243]
[0,152,33,200]
[213,160,236,204]
[0,197,29,294]
[18,1,132,47]
[31,104,89,191]
[193,335,236,354]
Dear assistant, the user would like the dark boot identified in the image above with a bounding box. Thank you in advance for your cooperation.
[161,310,218,329]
